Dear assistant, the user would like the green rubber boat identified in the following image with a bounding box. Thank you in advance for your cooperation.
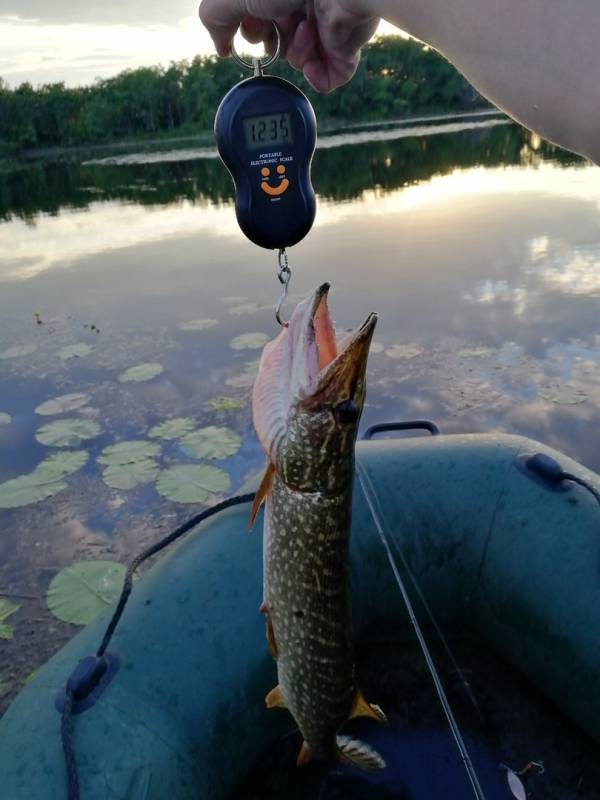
[1,431,599,798]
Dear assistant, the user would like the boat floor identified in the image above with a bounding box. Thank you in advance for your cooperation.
[233,638,599,799]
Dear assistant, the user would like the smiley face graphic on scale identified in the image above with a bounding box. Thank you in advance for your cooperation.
[260,164,290,197]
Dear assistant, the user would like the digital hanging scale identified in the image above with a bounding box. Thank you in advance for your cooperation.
[214,25,317,252]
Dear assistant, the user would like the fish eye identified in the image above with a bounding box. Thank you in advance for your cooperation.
[334,399,359,425]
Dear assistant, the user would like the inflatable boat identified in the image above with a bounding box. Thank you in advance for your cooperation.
[1,430,599,798]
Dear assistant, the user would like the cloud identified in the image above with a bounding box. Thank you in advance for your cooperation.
[0,1,193,25]
[0,14,214,86]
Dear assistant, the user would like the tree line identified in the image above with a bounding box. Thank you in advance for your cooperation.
[0,36,485,155]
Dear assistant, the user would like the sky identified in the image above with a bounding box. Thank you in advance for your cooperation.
[0,2,400,88]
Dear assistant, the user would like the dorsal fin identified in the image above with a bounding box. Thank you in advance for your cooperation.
[248,462,275,529]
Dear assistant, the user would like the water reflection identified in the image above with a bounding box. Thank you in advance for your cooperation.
[0,121,578,222]
[1,115,600,717]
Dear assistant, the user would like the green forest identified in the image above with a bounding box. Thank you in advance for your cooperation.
[0,36,484,155]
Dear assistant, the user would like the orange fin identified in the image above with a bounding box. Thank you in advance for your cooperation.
[265,684,286,709]
[349,688,388,725]
[336,735,386,771]
[248,462,275,530]
[266,616,278,659]
[296,741,312,767]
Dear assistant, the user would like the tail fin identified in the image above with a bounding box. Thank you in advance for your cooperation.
[336,735,386,771]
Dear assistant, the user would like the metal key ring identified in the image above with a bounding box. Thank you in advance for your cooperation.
[230,20,281,72]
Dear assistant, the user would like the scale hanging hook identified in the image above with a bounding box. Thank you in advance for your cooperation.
[230,21,281,75]
[275,248,291,327]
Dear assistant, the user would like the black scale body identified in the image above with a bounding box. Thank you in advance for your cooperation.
[215,76,317,250]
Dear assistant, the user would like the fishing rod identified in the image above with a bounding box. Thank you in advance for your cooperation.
[356,459,489,800]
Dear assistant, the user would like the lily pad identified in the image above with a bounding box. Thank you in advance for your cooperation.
[0,344,37,359]
[35,392,90,416]
[156,464,230,504]
[180,426,241,460]
[458,346,496,359]
[0,473,67,509]
[0,599,19,640]
[385,343,423,360]
[228,302,260,315]
[36,418,101,447]
[539,383,588,405]
[46,561,126,626]
[58,343,93,360]
[230,332,269,351]
[205,396,245,411]
[178,318,219,331]
[148,418,196,440]
[34,450,89,481]
[102,460,159,490]
[0,413,11,425]
[119,363,163,383]
[225,360,260,389]
[98,440,160,466]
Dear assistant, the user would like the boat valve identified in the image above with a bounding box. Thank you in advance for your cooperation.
[55,652,119,714]
[67,656,108,703]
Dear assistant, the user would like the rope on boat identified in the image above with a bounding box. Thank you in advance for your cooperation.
[356,459,489,800]
[61,492,256,800]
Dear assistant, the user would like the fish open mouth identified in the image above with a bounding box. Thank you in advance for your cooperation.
[308,283,377,398]
[252,283,377,457]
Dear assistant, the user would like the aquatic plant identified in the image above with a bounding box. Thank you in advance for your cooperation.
[35,393,90,415]
[229,332,269,350]
[0,600,19,639]
[46,561,126,625]
[148,418,196,440]
[98,440,160,489]
[180,426,241,460]
[205,396,245,411]
[155,464,230,503]
[178,319,219,331]
[118,362,163,383]
[0,344,37,359]
[0,451,89,509]
[57,343,93,360]
[36,418,101,447]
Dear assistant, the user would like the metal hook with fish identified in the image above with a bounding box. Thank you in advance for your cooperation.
[275,248,291,326]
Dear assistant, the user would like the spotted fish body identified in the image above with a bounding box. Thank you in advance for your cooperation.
[252,284,386,770]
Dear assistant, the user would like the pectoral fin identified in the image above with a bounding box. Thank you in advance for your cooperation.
[265,684,286,709]
[266,615,278,659]
[296,741,312,767]
[248,462,275,529]
[349,688,388,724]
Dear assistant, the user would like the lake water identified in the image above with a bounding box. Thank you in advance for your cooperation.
[1,112,599,722]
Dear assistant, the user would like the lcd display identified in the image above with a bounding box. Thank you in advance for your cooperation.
[243,113,293,148]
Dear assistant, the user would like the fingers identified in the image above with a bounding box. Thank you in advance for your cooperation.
[199,0,246,56]
[199,0,305,56]
[286,19,319,69]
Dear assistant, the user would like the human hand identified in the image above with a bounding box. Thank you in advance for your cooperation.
[198,0,380,93]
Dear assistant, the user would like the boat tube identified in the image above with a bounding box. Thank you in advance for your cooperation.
[1,433,599,799]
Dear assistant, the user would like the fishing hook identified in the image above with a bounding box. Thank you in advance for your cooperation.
[275,248,291,327]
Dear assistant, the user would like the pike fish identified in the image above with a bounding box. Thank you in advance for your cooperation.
[250,283,386,771]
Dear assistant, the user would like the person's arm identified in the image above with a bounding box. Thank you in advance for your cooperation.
[390,0,600,163]
[199,0,600,162]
